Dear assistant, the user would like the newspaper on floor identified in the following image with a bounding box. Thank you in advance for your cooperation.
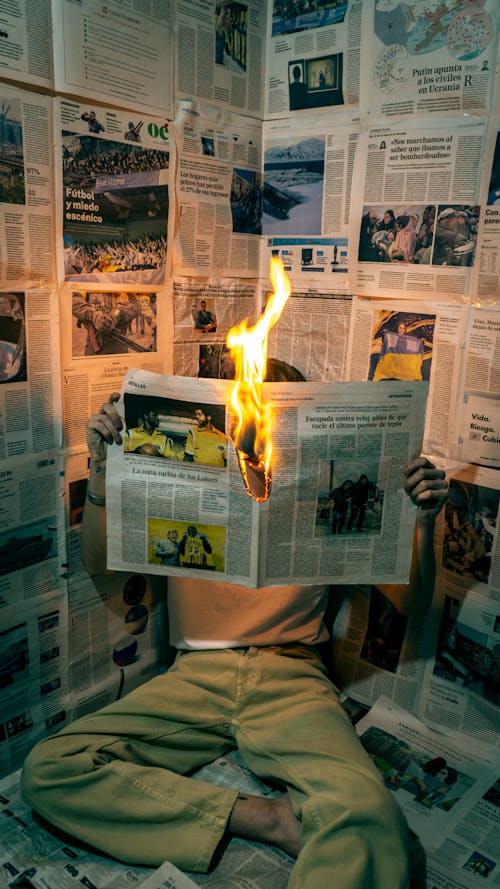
[106,368,429,587]
[355,696,499,859]
[51,0,173,117]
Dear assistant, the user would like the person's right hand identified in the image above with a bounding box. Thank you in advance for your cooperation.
[86,392,123,463]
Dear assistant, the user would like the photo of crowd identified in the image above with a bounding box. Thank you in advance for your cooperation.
[315,460,383,538]
[0,97,24,205]
[148,518,226,572]
[368,310,435,382]
[442,479,498,585]
[62,132,169,283]
[433,595,500,706]
[0,294,26,383]
[123,393,228,468]
[72,292,157,357]
[272,0,347,38]
[358,203,479,267]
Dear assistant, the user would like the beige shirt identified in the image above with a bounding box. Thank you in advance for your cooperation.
[168,577,330,650]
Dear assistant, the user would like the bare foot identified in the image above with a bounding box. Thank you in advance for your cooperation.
[228,792,301,859]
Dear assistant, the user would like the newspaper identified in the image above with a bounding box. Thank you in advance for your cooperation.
[362,0,500,121]
[55,98,171,288]
[472,118,500,301]
[0,83,55,287]
[51,0,173,117]
[265,0,361,118]
[0,0,52,89]
[173,100,262,278]
[345,296,467,460]
[0,455,66,610]
[355,696,499,866]
[0,593,69,776]
[106,367,429,588]
[350,116,487,300]
[176,0,266,118]
[261,111,357,289]
[0,289,62,461]
[451,304,500,471]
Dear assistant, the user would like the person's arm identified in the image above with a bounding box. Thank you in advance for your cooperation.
[378,457,448,615]
[80,392,123,576]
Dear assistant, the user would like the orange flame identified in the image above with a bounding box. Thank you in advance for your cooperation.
[226,257,292,502]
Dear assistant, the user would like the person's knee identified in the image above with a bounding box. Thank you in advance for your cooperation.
[21,734,85,811]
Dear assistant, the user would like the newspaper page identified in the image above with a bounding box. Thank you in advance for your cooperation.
[173,100,262,278]
[265,0,361,118]
[172,276,258,378]
[350,116,487,300]
[471,118,500,301]
[60,283,169,451]
[51,0,173,117]
[330,584,431,715]
[0,772,155,889]
[0,289,62,461]
[345,296,467,460]
[176,0,266,118]
[411,771,500,887]
[0,0,52,89]
[267,288,352,382]
[451,304,500,471]
[418,586,500,748]
[361,0,500,121]
[106,368,429,587]
[55,98,171,289]
[0,594,69,776]
[0,455,66,609]
[356,696,498,851]
[261,111,357,290]
[0,83,55,287]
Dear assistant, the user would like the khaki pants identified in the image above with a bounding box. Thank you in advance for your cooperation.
[22,647,409,888]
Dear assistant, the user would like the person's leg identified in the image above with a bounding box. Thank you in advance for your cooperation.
[236,648,409,889]
[22,652,242,871]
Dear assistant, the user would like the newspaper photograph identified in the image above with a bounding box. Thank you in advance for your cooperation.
[418,585,500,746]
[265,0,361,117]
[106,368,429,588]
[51,0,173,117]
[172,275,258,378]
[173,100,262,278]
[345,296,468,460]
[350,116,486,300]
[362,0,500,121]
[55,98,171,287]
[452,305,500,471]
[0,84,55,287]
[0,289,62,461]
[260,111,357,289]
[0,455,66,609]
[176,0,266,118]
[355,696,498,855]
[0,594,69,776]
[0,0,52,89]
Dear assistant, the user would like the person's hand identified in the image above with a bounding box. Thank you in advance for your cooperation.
[86,392,123,463]
[403,456,448,528]
[94,311,115,333]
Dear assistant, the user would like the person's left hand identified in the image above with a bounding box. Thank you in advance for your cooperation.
[403,456,448,528]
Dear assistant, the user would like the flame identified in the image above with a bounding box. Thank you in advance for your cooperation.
[226,257,291,502]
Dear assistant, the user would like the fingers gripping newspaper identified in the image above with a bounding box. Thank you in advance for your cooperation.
[106,368,429,588]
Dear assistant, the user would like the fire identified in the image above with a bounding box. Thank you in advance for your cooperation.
[226,257,291,502]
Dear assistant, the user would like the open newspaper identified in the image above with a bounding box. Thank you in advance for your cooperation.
[106,368,429,588]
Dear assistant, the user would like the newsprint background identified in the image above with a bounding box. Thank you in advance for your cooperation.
[0,2,500,888]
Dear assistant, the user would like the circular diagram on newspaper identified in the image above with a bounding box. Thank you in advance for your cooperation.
[446,9,493,61]
[374,44,411,94]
